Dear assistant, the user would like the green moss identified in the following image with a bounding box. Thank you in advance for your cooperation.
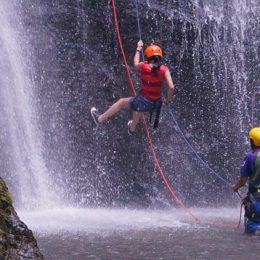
[0,178,13,234]
[0,192,12,206]
[0,178,13,212]
[0,228,6,237]
[0,178,6,188]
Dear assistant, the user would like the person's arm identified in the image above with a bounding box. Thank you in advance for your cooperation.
[133,40,143,69]
[232,153,253,192]
[164,69,174,105]
[232,175,248,192]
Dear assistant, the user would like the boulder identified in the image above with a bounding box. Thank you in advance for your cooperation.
[0,177,43,259]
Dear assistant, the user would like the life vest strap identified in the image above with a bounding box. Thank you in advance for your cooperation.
[149,100,162,129]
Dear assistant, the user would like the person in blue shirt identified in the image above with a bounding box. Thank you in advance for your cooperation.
[232,127,260,234]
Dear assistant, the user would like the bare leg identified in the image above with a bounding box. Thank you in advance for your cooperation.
[130,111,142,132]
[98,97,131,122]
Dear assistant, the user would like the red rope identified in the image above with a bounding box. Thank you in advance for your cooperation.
[111,0,137,96]
[111,0,198,221]
[111,0,240,228]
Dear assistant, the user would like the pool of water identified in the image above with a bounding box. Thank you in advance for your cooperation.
[19,208,260,259]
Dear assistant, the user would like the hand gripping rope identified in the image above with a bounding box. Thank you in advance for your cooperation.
[111,0,241,228]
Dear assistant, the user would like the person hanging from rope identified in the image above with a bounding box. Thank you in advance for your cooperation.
[91,40,174,134]
[232,127,260,234]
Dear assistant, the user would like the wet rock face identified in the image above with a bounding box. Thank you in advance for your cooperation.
[0,178,43,259]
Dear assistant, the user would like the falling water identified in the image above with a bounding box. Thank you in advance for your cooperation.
[192,0,258,133]
[0,2,59,209]
[0,0,258,207]
[1,0,258,259]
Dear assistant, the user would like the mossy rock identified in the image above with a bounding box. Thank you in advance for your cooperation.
[0,177,43,259]
[0,178,11,259]
[0,178,12,211]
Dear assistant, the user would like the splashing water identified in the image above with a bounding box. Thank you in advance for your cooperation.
[0,2,59,209]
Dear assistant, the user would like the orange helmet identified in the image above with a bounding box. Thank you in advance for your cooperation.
[144,45,163,58]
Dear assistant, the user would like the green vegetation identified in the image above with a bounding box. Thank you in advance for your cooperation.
[0,177,13,258]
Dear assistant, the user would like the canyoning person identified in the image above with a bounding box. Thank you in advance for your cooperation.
[91,40,174,134]
[232,127,260,234]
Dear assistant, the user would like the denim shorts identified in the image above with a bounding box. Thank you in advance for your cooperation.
[129,95,155,112]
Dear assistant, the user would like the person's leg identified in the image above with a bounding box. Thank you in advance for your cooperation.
[129,111,142,132]
[98,97,131,122]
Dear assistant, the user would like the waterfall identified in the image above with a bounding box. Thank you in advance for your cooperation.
[0,2,59,209]
[192,0,259,134]
[0,0,258,208]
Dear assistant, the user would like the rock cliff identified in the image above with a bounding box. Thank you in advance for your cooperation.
[0,177,43,260]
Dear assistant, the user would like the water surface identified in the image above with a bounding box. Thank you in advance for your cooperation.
[19,207,260,259]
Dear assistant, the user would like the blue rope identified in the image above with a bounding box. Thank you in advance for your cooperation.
[169,109,232,187]
[133,0,234,190]
[133,0,144,61]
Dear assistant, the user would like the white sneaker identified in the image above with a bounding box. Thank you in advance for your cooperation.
[90,107,100,126]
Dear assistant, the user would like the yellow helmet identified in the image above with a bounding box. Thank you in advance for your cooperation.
[249,127,260,146]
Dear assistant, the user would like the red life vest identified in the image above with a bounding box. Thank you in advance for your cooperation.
[139,62,168,101]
